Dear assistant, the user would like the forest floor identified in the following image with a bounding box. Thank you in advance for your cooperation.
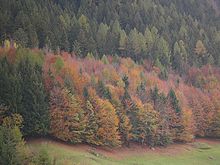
[27,137,220,165]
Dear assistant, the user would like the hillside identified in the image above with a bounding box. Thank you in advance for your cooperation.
[1,46,220,147]
[1,0,220,71]
[1,1,220,164]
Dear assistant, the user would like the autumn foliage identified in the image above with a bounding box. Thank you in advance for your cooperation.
[1,46,220,147]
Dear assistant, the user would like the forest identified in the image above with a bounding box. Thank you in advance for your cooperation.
[1,41,220,146]
[0,0,220,164]
[1,0,220,71]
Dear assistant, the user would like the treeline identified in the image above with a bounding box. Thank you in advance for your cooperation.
[1,44,220,148]
[1,0,220,73]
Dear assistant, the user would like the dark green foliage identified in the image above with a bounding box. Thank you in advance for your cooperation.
[0,52,49,136]
[150,86,160,110]
[122,75,130,101]
[13,28,28,47]
[136,81,147,102]
[0,0,220,71]
[127,103,139,139]
[97,80,112,100]
[168,89,181,114]
[0,57,23,114]
[83,87,89,100]
[18,58,49,136]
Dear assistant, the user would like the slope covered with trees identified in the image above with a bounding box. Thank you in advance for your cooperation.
[1,44,220,147]
[1,1,220,163]
[1,0,220,75]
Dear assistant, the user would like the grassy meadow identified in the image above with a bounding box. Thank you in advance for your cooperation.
[27,139,220,165]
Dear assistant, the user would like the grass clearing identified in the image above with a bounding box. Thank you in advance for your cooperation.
[27,139,220,165]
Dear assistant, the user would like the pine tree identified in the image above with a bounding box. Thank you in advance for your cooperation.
[13,28,28,47]
[96,23,109,54]
[136,81,147,103]
[167,89,186,141]
[119,30,127,50]
[96,80,112,100]
[0,57,23,114]
[18,59,49,136]
[78,14,89,32]
[114,100,132,146]
[155,37,170,68]
[144,27,154,56]
[101,55,109,65]
[168,89,181,114]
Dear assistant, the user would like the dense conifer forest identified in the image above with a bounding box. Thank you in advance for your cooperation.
[1,0,220,71]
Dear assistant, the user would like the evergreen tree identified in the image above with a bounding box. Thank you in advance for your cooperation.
[13,28,28,47]
[96,80,111,100]
[155,37,171,68]
[18,59,49,136]
[136,81,147,102]
[101,55,109,65]
[0,57,23,114]
[119,30,127,50]
[168,89,181,114]
[96,23,109,54]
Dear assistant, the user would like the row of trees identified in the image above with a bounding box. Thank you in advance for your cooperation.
[1,0,220,72]
[1,45,220,147]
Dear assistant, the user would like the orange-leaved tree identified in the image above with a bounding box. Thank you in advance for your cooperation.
[49,87,86,143]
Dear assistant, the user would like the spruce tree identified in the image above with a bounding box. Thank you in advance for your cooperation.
[18,59,49,136]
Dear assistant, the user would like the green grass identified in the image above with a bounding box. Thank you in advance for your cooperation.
[28,141,220,165]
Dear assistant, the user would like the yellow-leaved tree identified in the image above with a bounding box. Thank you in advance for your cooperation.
[96,98,121,146]
[49,87,86,143]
